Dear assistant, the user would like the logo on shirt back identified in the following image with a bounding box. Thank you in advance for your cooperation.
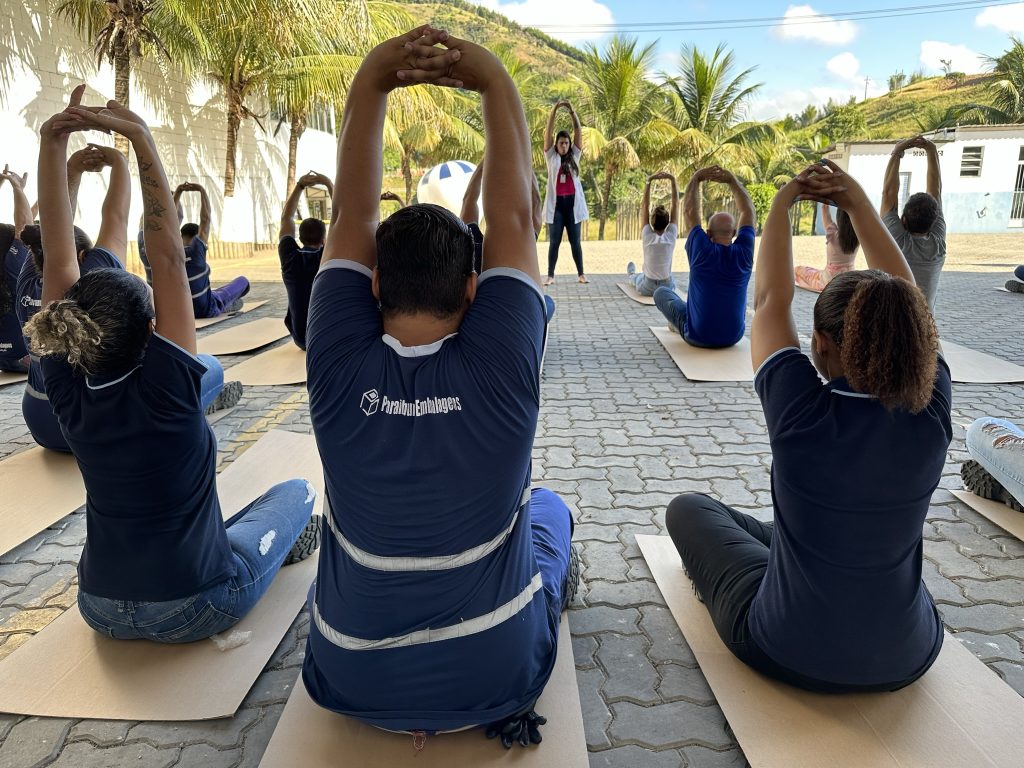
[20,296,39,308]
[360,388,463,417]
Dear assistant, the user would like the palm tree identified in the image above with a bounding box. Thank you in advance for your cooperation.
[662,43,774,178]
[577,36,679,239]
[963,36,1024,124]
[53,0,214,152]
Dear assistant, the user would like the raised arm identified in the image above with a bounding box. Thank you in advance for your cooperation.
[172,184,185,225]
[722,170,755,230]
[819,160,913,283]
[68,99,196,351]
[821,201,835,229]
[667,174,679,225]
[380,190,404,209]
[446,37,538,283]
[683,170,705,232]
[544,101,563,153]
[279,177,307,240]
[460,159,484,224]
[66,150,90,222]
[326,26,461,269]
[37,87,87,306]
[881,138,912,216]
[2,166,33,236]
[922,138,941,202]
[641,176,652,228]
[193,183,212,242]
[566,100,582,150]
[92,144,131,261]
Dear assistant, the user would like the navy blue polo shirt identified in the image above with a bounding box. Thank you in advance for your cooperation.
[750,347,951,686]
[302,260,556,732]
[685,225,754,347]
[278,236,323,347]
[42,332,234,601]
[0,239,29,365]
[17,248,123,401]
[184,237,214,317]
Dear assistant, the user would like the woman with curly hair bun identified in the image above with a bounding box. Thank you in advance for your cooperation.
[664,160,952,693]
[24,87,319,643]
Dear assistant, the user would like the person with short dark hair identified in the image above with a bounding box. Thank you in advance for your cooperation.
[0,165,33,373]
[880,135,945,310]
[301,27,576,748]
[653,166,755,348]
[542,100,588,285]
[172,182,250,318]
[627,171,679,296]
[794,203,859,293]
[279,170,332,349]
[666,160,950,693]
[26,87,318,644]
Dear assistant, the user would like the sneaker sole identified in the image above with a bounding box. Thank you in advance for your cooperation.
[1005,280,1024,294]
[206,381,243,414]
[961,460,1024,513]
[284,515,322,565]
[562,544,581,610]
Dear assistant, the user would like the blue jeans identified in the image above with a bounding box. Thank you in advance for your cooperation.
[78,478,317,643]
[966,418,1024,506]
[1015,265,1024,281]
[632,272,675,296]
[653,287,722,349]
[198,353,225,411]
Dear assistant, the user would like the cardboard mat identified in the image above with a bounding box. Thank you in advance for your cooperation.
[0,448,85,557]
[197,317,289,356]
[637,534,1024,768]
[952,490,1024,542]
[650,326,753,382]
[0,429,325,721]
[222,343,307,386]
[195,300,268,329]
[259,614,587,768]
[940,340,1024,384]
[0,371,27,387]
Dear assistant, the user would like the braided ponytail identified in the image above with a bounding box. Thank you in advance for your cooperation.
[815,270,938,413]
[24,298,104,374]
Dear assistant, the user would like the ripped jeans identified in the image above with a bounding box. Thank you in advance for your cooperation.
[78,478,316,643]
[966,418,1024,507]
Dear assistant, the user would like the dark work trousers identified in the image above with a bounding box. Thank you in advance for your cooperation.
[547,194,584,277]
[665,493,925,693]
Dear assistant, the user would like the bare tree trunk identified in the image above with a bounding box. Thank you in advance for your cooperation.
[402,151,413,205]
[287,113,306,193]
[225,89,243,197]
[113,47,131,157]
[598,170,613,241]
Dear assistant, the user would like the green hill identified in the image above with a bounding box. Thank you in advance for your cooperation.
[803,74,994,141]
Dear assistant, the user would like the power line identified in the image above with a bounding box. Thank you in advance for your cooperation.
[533,0,1017,33]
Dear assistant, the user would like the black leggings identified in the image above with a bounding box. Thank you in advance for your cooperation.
[547,194,584,277]
[665,493,924,693]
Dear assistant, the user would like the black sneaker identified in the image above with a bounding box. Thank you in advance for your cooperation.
[1005,279,1024,294]
[561,544,581,610]
[284,515,322,565]
[961,460,1024,513]
[226,298,245,313]
[205,381,243,414]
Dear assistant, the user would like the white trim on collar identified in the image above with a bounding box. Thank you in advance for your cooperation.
[86,365,142,390]
[753,346,801,379]
[830,389,874,399]
[382,332,457,358]
[317,259,373,279]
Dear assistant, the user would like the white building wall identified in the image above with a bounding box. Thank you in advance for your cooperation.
[0,0,337,244]
[825,129,1024,233]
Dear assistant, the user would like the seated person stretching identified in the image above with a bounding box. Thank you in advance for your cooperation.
[280,170,332,350]
[881,135,945,311]
[1003,264,1024,293]
[0,165,33,373]
[301,27,577,748]
[654,166,755,348]
[962,419,1024,513]
[665,160,951,693]
[794,202,859,293]
[26,87,319,643]
[627,171,678,296]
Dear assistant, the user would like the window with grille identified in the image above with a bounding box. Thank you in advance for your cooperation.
[960,146,984,177]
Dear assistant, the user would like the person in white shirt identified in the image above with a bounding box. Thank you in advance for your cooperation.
[628,171,679,296]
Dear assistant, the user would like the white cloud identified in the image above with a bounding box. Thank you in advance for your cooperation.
[471,0,615,45]
[920,41,986,74]
[750,83,886,122]
[773,4,858,46]
[826,52,861,83]
[976,3,1024,33]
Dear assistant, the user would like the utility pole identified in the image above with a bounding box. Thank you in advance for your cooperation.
[863,76,871,101]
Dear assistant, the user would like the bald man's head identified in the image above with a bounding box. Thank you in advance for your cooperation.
[707,212,736,245]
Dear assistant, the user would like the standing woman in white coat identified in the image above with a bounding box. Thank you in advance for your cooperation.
[542,100,589,285]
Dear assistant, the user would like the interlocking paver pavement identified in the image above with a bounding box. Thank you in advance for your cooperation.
[0,264,1022,767]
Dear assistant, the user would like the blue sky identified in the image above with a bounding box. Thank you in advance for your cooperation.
[469,1,1024,119]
